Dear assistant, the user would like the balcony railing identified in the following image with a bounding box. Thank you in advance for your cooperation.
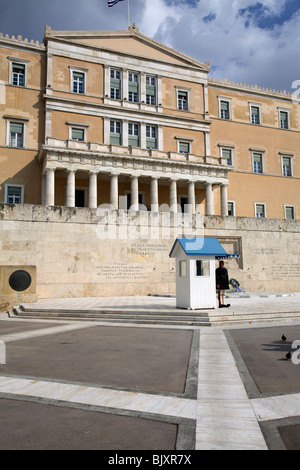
[42,137,228,167]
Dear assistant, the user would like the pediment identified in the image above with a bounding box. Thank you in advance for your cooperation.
[44,25,210,72]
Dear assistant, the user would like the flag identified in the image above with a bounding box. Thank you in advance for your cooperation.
[107,0,125,6]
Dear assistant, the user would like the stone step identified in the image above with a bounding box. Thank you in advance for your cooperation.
[13,307,211,326]
[12,305,300,327]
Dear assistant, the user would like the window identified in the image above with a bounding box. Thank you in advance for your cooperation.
[12,63,25,86]
[220,100,230,120]
[222,148,233,166]
[253,153,263,174]
[71,127,85,141]
[110,120,121,145]
[180,197,189,214]
[179,261,187,277]
[128,123,139,147]
[255,203,266,218]
[177,90,188,111]
[110,68,121,99]
[179,141,190,154]
[250,104,261,125]
[111,69,121,80]
[279,110,289,129]
[228,201,235,216]
[128,72,139,103]
[9,122,24,147]
[5,185,24,204]
[196,260,210,277]
[72,71,85,94]
[146,75,156,105]
[146,125,157,149]
[285,206,295,220]
[8,58,28,87]
[282,156,292,177]
[126,192,144,210]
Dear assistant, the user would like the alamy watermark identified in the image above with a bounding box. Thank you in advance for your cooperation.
[291,80,300,104]
[291,341,300,365]
[0,340,6,365]
[95,201,205,243]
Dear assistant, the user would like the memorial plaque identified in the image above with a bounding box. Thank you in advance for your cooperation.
[9,270,32,292]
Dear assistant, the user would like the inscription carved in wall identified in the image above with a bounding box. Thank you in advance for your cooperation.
[273,264,300,280]
[129,242,169,256]
[96,263,147,281]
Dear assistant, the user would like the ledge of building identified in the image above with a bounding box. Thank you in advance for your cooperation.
[0,204,299,233]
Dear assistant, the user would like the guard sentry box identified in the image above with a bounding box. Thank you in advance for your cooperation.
[169,237,239,310]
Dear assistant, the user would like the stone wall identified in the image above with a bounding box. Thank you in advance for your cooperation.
[0,204,299,305]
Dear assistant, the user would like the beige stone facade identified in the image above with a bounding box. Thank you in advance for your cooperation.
[0,25,299,302]
[1,204,300,306]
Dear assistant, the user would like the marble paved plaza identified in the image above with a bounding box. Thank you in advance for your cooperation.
[0,295,300,450]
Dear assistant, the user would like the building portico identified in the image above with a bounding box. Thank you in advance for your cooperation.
[40,138,230,215]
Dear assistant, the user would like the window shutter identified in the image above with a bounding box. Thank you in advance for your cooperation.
[10,122,23,133]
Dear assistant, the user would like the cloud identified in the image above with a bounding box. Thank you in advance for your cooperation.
[0,0,299,92]
[141,0,300,92]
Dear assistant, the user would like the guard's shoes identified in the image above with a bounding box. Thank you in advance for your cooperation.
[219,304,231,308]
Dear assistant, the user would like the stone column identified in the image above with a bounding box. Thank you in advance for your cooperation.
[103,117,110,145]
[66,169,76,207]
[104,65,110,97]
[89,171,98,209]
[140,123,146,149]
[188,181,196,214]
[150,177,159,212]
[110,173,119,209]
[45,168,55,206]
[221,183,228,216]
[205,182,214,215]
[169,179,178,213]
[122,120,128,147]
[204,131,211,157]
[130,176,139,211]
[157,125,163,150]
[140,71,146,103]
[122,69,128,101]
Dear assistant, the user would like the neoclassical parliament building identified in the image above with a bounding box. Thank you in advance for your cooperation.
[0,25,299,303]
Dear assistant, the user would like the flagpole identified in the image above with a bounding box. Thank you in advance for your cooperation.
[127,0,130,28]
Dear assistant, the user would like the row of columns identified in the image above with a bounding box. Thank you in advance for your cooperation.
[44,168,228,215]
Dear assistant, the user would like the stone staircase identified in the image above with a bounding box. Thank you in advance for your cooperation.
[13,305,212,326]
[12,298,300,327]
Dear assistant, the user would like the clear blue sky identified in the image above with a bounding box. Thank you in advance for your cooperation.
[1,0,300,92]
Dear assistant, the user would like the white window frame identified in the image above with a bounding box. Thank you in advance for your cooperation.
[8,57,29,87]
[176,87,190,111]
[252,151,264,174]
[218,96,231,120]
[67,122,89,142]
[5,117,29,148]
[255,202,266,218]
[284,205,296,220]
[146,75,157,106]
[278,108,290,130]
[111,69,121,80]
[110,68,122,100]
[110,120,122,145]
[281,154,293,177]
[128,71,140,103]
[219,145,234,166]
[4,184,24,204]
[69,67,88,95]
[249,102,262,125]
[175,136,193,154]
[146,125,157,149]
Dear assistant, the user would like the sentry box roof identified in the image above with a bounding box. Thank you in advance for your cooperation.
[169,237,239,259]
